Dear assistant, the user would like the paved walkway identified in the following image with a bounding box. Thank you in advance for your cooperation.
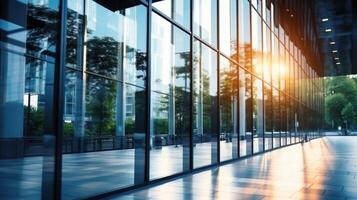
[109,136,357,200]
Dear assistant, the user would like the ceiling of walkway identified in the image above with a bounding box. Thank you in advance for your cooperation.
[315,0,357,76]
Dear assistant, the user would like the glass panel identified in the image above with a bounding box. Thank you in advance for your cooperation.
[238,0,251,72]
[263,24,271,84]
[266,1,271,27]
[286,95,291,145]
[288,98,294,145]
[253,77,264,153]
[252,0,262,12]
[251,9,263,78]
[62,2,147,199]
[292,99,297,143]
[272,35,279,88]
[239,68,252,157]
[193,0,217,47]
[219,0,237,59]
[289,54,294,99]
[280,92,287,146]
[66,0,84,69]
[272,88,280,148]
[150,13,191,179]
[153,0,190,29]
[219,56,238,161]
[264,83,272,150]
[279,42,286,92]
[85,0,147,87]
[0,0,59,199]
[193,40,218,168]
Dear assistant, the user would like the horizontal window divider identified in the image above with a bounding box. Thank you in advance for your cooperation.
[151,7,191,35]
[0,46,56,64]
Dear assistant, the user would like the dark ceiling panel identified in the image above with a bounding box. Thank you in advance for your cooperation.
[315,0,357,76]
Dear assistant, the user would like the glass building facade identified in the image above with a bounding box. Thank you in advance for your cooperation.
[0,0,324,199]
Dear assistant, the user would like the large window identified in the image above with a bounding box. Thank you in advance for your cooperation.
[251,9,263,78]
[237,0,253,157]
[193,40,218,168]
[252,77,264,153]
[238,0,251,72]
[219,0,237,59]
[62,2,148,199]
[263,24,272,84]
[280,92,287,146]
[0,0,59,199]
[153,0,190,29]
[150,13,191,179]
[239,68,253,157]
[264,83,273,150]
[272,88,280,148]
[219,56,238,161]
[193,0,218,47]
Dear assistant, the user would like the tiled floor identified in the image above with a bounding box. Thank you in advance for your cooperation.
[108,136,357,200]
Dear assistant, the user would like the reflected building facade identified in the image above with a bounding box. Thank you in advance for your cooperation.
[0,0,324,199]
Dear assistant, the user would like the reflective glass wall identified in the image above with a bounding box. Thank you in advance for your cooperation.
[0,0,324,199]
[0,0,60,199]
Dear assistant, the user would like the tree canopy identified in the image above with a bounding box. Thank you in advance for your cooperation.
[325,76,357,129]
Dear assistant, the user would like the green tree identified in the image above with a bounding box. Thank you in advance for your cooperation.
[325,93,348,127]
[342,103,356,123]
[325,76,357,129]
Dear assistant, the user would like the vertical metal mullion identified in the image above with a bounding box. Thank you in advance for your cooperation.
[145,0,152,183]
[249,3,254,155]
[216,0,220,164]
[236,0,240,158]
[189,0,194,171]
[261,6,265,152]
[53,0,67,198]
[275,0,281,148]
[270,24,273,149]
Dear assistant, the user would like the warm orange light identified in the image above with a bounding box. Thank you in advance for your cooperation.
[279,63,287,78]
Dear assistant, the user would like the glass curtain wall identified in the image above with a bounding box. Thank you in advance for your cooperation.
[219,0,238,161]
[0,0,60,199]
[150,12,191,179]
[193,40,218,168]
[62,1,147,199]
[219,56,238,161]
[238,0,253,157]
[0,0,325,199]
[251,6,264,154]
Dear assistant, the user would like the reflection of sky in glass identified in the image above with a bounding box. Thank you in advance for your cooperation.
[195,41,217,96]
[219,0,232,54]
[194,0,216,45]
[86,1,146,50]
[239,0,251,44]
[151,13,173,93]
[151,13,190,94]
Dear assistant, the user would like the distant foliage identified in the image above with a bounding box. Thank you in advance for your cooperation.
[325,76,357,129]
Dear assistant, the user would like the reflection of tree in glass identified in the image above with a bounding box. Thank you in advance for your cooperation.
[66,7,84,67]
[220,61,238,133]
[156,51,191,136]
[84,35,147,136]
[86,36,121,78]
[26,4,58,59]
[201,69,212,135]
[238,43,252,71]
[174,52,190,137]
[24,106,44,136]
[86,75,116,136]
